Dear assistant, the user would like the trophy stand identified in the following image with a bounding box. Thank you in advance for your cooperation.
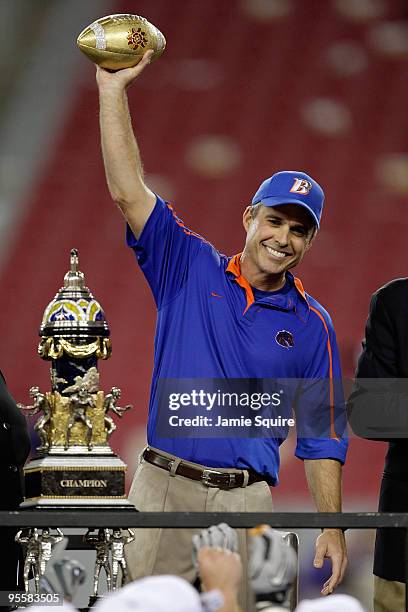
[17,250,136,604]
[19,249,133,509]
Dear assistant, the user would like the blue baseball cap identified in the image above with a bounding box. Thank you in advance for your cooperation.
[251,170,324,228]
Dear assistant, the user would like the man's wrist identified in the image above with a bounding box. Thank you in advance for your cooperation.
[98,85,127,100]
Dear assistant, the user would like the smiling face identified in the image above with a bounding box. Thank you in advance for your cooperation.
[240,203,316,291]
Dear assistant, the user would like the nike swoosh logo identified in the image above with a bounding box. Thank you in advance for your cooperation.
[210,291,224,298]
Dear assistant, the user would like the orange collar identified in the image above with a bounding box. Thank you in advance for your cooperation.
[226,253,309,313]
[293,276,308,304]
[226,254,254,314]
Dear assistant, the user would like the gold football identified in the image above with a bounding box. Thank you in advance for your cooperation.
[77,14,166,70]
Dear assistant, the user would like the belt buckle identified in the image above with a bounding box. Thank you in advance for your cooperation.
[202,469,216,487]
[202,469,222,488]
[202,469,237,489]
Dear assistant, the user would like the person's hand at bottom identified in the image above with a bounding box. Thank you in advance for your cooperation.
[198,547,243,612]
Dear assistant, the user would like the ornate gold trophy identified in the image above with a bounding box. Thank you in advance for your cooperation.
[19,249,132,508]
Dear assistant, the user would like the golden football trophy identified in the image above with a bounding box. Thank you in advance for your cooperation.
[19,249,133,507]
[77,14,166,70]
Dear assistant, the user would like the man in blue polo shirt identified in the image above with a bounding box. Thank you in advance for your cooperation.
[96,51,348,608]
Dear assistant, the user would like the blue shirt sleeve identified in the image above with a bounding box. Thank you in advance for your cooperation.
[295,304,348,464]
[126,196,205,309]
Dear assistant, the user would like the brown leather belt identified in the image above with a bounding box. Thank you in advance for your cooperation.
[142,447,264,490]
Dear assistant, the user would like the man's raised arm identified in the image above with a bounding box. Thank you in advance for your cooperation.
[96,50,156,238]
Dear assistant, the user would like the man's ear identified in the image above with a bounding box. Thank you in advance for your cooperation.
[243,206,253,232]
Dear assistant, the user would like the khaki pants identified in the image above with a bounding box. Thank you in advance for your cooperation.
[374,575,405,612]
[126,447,273,612]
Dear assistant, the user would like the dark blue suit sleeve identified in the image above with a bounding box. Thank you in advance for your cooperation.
[348,291,408,439]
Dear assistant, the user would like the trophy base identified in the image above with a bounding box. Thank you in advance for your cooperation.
[22,450,128,507]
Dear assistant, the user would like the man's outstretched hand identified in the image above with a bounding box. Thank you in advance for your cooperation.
[314,528,347,595]
[96,50,154,90]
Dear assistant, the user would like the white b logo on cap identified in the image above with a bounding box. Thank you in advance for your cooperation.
[290,178,312,195]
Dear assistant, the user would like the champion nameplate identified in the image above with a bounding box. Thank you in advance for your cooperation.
[60,479,108,488]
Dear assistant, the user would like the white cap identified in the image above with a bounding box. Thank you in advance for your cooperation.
[93,575,204,612]
[296,594,366,612]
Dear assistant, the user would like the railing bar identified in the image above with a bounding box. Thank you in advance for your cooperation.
[1,511,408,529]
